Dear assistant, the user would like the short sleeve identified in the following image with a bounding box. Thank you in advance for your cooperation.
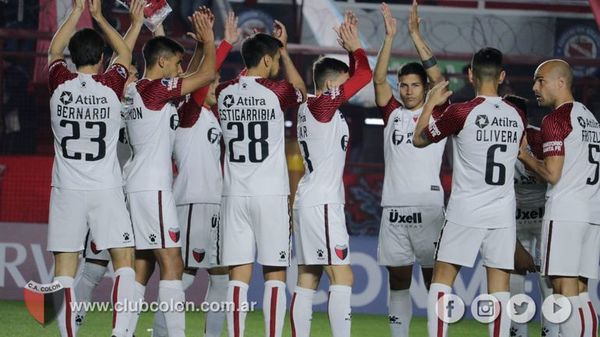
[137,77,184,111]
[93,63,129,100]
[378,96,402,126]
[307,87,347,123]
[424,97,484,143]
[48,59,77,94]
[257,79,304,110]
[541,104,573,157]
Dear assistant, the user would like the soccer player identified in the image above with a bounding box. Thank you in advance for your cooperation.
[122,9,216,337]
[373,3,447,336]
[47,0,136,336]
[150,12,240,337]
[216,22,307,337]
[503,94,558,337]
[290,12,372,337]
[518,59,600,337]
[413,48,526,337]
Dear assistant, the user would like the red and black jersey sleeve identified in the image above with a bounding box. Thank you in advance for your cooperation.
[191,41,233,107]
[136,77,184,111]
[93,63,129,100]
[256,78,304,110]
[541,103,573,157]
[425,97,484,143]
[48,59,77,94]
[307,48,372,123]
[378,96,403,127]
[526,126,544,159]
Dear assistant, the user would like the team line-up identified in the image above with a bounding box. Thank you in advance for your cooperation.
[45,0,600,337]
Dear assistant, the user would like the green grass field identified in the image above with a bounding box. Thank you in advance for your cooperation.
[0,300,542,337]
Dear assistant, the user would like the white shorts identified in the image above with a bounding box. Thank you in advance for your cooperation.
[83,230,111,262]
[516,228,542,267]
[541,220,600,279]
[378,206,444,268]
[178,203,222,269]
[127,190,181,250]
[220,195,291,267]
[47,187,134,252]
[435,221,515,270]
[294,204,350,265]
[515,206,544,231]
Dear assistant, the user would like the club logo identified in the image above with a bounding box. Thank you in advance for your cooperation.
[149,234,157,243]
[169,228,180,242]
[192,248,205,263]
[116,65,128,79]
[279,251,287,260]
[223,94,235,108]
[578,116,587,128]
[316,249,324,259]
[123,232,131,241]
[23,280,65,326]
[170,113,180,130]
[161,78,179,91]
[90,241,102,255]
[59,91,73,105]
[475,115,489,129]
[341,135,349,151]
[335,244,348,260]
[555,25,600,77]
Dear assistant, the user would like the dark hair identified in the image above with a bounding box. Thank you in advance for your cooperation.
[142,36,185,68]
[241,33,283,68]
[503,94,528,113]
[397,62,428,86]
[471,47,503,82]
[313,57,349,91]
[68,28,105,68]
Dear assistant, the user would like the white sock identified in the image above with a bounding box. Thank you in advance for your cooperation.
[427,283,451,337]
[488,292,510,337]
[290,287,315,337]
[263,280,287,337]
[73,262,107,330]
[227,280,249,337]
[126,282,146,337]
[389,289,412,337]
[561,296,583,336]
[158,280,186,337]
[204,274,228,337]
[55,276,76,337]
[111,267,135,337]
[153,273,196,337]
[328,285,352,337]
[579,292,598,337]
[509,274,527,337]
[538,276,559,337]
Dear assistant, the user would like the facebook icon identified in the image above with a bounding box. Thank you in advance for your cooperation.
[446,300,455,318]
[436,294,465,323]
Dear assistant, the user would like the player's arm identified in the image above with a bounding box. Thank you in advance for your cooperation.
[413,81,454,148]
[518,120,565,185]
[408,0,443,86]
[109,0,145,64]
[48,0,85,64]
[273,20,307,102]
[182,8,214,77]
[90,0,131,67]
[180,11,216,96]
[373,3,396,108]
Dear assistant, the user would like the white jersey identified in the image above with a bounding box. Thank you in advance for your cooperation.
[379,97,446,207]
[123,78,184,192]
[514,126,546,210]
[541,101,600,223]
[173,105,222,205]
[216,76,303,196]
[49,60,129,190]
[294,95,349,207]
[425,96,526,228]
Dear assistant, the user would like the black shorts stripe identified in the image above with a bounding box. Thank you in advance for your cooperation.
[544,220,553,275]
[324,204,332,265]
[184,204,193,268]
[433,220,447,261]
[158,191,165,249]
[83,230,90,259]
[287,199,292,266]
[216,212,221,266]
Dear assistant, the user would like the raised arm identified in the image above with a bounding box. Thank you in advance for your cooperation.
[273,20,307,102]
[183,7,215,76]
[373,3,396,107]
[413,80,453,147]
[48,0,85,64]
[89,0,131,67]
[110,0,145,64]
[408,0,443,86]
[180,11,216,96]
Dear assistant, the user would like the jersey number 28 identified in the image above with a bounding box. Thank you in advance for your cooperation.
[227,121,269,163]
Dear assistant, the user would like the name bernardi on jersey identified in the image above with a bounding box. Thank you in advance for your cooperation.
[219,95,275,121]
[56,91,110,120]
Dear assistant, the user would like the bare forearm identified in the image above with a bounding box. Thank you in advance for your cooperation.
[413,103,434,147]
[374,37,393,84]
[49,8,83,63]
[95,16,131,66]
[123,23,143,52]
[281,49,306,99]
[410,32,443,85]
[519,154,557,184]
[185,42,204,76]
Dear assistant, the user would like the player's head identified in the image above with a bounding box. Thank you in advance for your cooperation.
[532,59,573,108]
[397,62,428,110]
[142,36,185,78]
[241,33,283,78]
[469,47,505,88]
[205,73,221,107]
[68,28,105,69]
[312,57,349,93]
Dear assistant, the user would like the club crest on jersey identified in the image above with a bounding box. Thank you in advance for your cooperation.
[169,228,180,242]
[329,87,341,99]
[207,127,221,144]
[192,248,205,263]
[341,135,349,151]
[90,241,102,255]
[223,94,235,108]
[335,244,348,260]
[475,115,489,128]
[59,91,73,105]
[161,78,179,91]
[170,113,180,130]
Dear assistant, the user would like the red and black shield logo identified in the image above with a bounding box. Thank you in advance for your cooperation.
[169,228,180,242]
[23,280,65,326]
[192,248,205,263]
[90,241,102,255]
[335,244,348,260]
